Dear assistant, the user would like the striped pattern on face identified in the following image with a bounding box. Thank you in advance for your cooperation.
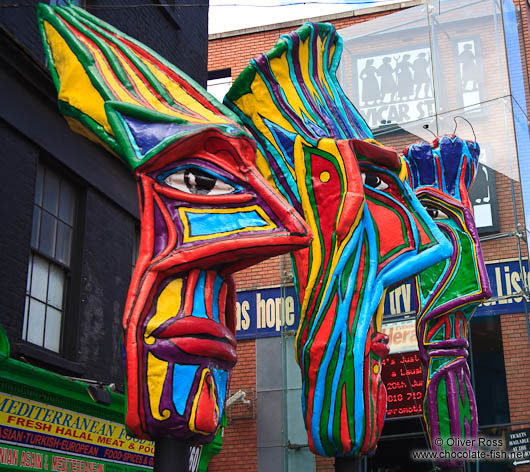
[403,136,491,465]
[37,3,248,171]
[38,4,312,443]
[226,23,451,457]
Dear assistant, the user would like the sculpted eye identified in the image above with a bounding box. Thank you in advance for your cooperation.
[164,168,236,195]
[425,206,449,220]
[362,172,389,191]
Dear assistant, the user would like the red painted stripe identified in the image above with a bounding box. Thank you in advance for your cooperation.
[218,281,227,326]
[183,269,200,316]
[204,271,215,320]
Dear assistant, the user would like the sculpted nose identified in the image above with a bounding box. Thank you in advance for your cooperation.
[334,139,365,241]
[335,190,363,241]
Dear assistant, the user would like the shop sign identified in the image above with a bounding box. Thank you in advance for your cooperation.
[381,319,418,354]
[506,428,530,465]
[235,260,529,339]
[381,352,423,419]
[352,46,435,129]
[236,286,299,340]
[383,259,530,319]
[0,393,154,471]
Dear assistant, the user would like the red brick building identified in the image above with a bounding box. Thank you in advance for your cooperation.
[207,1,530,471]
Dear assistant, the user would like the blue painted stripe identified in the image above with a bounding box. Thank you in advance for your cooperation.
[212,368,229,423]
[307,218,365,455]
[192,271,208,319]
[185,210,269,237]
[172,364,199,415]
[212,274,224,323]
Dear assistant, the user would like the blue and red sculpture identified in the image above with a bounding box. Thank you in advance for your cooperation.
[225,22,452,458]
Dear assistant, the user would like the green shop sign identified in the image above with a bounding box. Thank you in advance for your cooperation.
[0,392,153,470]
[0,327,222,472]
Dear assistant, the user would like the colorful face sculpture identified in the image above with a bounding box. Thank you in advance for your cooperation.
[225,23,452,457]
[403,136,491,464]
[37,4,311,443]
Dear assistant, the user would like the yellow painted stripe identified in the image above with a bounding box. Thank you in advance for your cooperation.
[293,136,323,339]
[143,60,232,125]
[144,278,183,343]
[147,353,170,421]
[234,73,297,178]
[80,35,145,108]
[44,22,111,133]
[375,289,386,331]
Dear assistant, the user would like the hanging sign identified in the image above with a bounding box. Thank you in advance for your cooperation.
[236,286,299,340]
[506,428,530,465]
[235,259,529,340]
[381,319,418,354]
[381,352,424,419]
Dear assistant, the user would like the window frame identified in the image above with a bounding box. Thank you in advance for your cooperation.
[19,158,84,370]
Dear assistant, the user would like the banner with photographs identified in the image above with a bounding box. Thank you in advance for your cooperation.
[354,46,434,128]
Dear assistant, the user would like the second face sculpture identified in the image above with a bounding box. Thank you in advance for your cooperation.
[225,23,452,457]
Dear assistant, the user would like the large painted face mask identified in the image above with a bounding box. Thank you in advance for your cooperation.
[37,4,311,443]
[403,136,491,461]
[225,23,451,457]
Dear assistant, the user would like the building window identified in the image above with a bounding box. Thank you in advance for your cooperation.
[23,162,77,353]
[207,69,232,103]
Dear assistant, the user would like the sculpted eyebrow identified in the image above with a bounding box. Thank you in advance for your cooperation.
[351,139,401,171]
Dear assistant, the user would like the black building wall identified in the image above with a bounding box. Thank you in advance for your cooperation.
[0,0,208,86]
[0,0,209,391]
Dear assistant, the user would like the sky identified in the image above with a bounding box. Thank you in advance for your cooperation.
[208,0,401,34]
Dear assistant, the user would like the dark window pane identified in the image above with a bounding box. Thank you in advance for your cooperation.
[55,222,72,265]
[470,316,510,426]
[25,162,78,353]
[42,169,60,215]
[31,208,41,249]
[39,211,57,257]
[59,181,75,225]
[35,164,44,206]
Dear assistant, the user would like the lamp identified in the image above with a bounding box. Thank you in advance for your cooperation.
[86,385,111,406]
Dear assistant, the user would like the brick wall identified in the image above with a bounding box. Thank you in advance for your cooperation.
[210,339,258,472]
[208,9,399,80]
[501,313,530,424]
[76,189,136,389]
[501,312,530,472]
[0,0,208,86]
[234,255,290,291]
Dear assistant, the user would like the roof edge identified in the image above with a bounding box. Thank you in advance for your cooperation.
[208,0,426,40]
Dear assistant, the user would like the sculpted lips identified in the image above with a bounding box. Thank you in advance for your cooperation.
[156,317,237,365]
[371,332,390,359]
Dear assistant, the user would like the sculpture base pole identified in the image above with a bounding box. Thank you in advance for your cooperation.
[154,439,189,472]
[334,456,362,472]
